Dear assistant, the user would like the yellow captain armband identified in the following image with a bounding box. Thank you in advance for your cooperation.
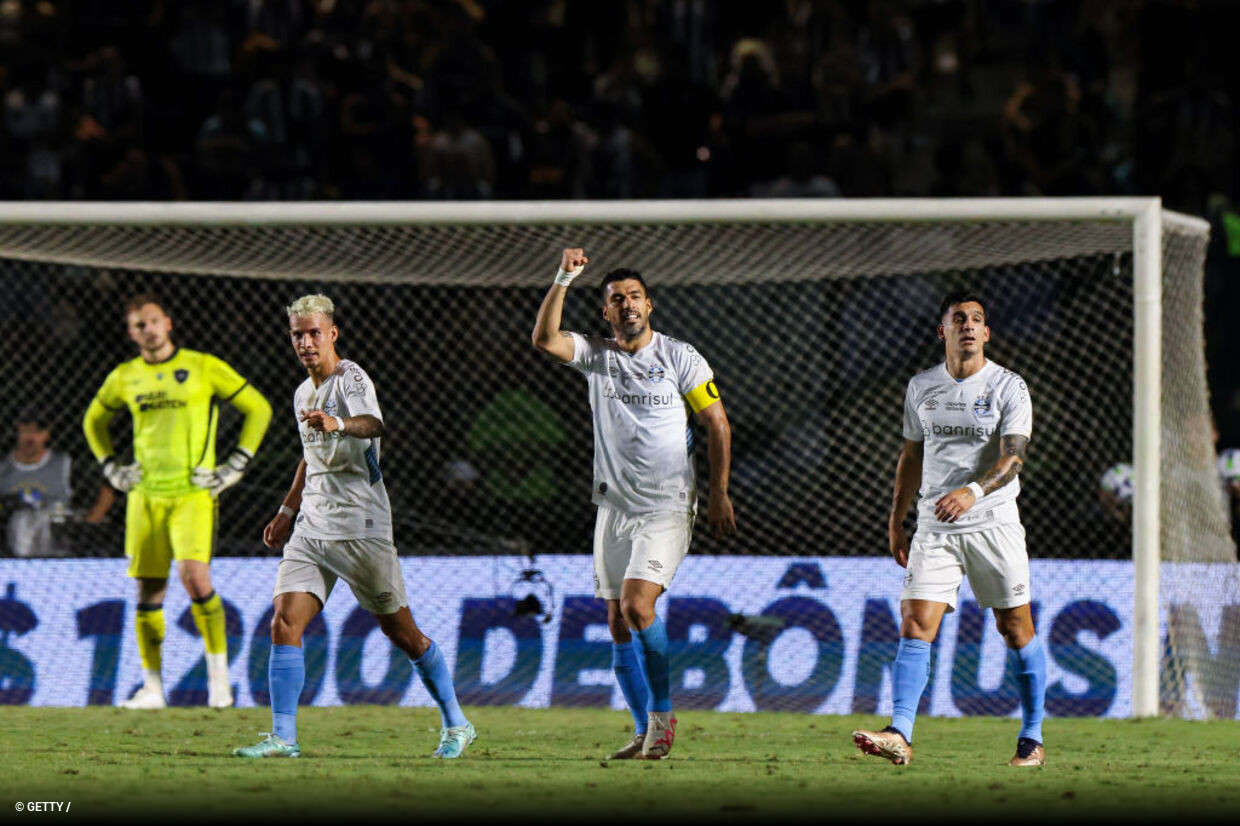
[685,380,721,413]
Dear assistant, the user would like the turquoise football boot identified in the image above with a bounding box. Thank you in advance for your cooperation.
[233,733,300,758]
[432,722,476,759]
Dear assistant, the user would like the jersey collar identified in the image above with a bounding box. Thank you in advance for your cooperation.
[141,346,180,366]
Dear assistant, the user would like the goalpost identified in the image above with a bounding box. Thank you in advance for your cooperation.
[0,197,1232,718]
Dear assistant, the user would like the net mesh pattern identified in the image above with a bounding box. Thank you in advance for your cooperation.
[0,207,1232,717]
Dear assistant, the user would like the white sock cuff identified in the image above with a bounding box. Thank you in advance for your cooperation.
[205,651,229,679]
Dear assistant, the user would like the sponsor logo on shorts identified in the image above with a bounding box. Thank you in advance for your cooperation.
[1012,583,1026,596]
[598,482,608,494]
[904,571,914,586]
[374,592,393,605]
[647,560,664,572]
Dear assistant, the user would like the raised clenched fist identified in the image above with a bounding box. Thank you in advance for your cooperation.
[561,248,588,272]
[555,248,589,286]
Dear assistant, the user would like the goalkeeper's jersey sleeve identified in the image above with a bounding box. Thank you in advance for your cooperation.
[86,348,257,498]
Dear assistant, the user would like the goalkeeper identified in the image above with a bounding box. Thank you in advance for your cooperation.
[83,294,272,710]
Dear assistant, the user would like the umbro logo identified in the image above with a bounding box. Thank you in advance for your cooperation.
[648,560,663,571]
[1012,583,1026,595]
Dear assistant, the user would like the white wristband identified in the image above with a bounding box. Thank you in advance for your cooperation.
[278,505,295,520]
[965,482,985,501]
[554,265,585,286]
[333,416,346,434]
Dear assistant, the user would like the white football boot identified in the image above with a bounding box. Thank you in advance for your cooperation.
[120,684,167,710]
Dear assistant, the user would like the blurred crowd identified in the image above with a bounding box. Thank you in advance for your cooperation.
[3,0,1240,558]
[0,0,1235,209]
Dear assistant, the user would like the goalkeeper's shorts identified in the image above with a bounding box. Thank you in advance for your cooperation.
[900,523,1031,612]
[274,534,409,615]
[592,505,694,600]
[125,488,217,578]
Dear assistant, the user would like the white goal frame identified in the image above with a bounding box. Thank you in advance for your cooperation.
[0,196,1205,717]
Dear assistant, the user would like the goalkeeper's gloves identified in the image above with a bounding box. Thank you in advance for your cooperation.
[192,449,252,497]
[554,263,586,287]
[101,457,143,492]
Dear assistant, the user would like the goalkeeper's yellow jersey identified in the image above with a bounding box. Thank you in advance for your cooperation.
[84,348,268,498]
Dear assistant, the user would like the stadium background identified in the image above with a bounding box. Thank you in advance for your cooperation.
[0,0,1238,722]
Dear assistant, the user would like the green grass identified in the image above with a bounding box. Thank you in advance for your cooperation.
[3,707,1239,823]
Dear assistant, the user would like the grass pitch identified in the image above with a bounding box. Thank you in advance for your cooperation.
[3,706,1238,824]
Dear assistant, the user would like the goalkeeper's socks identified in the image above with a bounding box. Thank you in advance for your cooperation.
[635,617,673,714]
[134,603,165,685]
[190,592,228,675]
[612,641,650,734]
[1013,635,1046,744]
[890,637,932,744]
[412,641,468,728]
[269,644,304,745]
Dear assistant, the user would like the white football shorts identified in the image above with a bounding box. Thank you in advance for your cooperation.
[593,505,694,599]
[274,534,409,615]
[900,523,1030,611]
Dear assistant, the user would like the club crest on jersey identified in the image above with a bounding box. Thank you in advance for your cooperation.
[174,369,189,383]
[323,399,338,415]
[648,364,666,382]
[973,394,992,418]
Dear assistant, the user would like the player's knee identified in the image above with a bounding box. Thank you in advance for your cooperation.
[179,571,212,601]
[994,612,1032,648]
[376,615,428,658]
[270,611,304,646]
[899,616,937,642]
[619,598,654,630]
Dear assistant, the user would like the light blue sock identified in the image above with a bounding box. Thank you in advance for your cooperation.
[635,617,672,714]
[412,641,468,728]
[613,641,650,734]
[890,638,932,744]
[1014,635,1046,744]
[269,643,304,745]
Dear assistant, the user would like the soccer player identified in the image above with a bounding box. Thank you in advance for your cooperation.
[852,290,1046,767]
[531,249,737,760]
[234,294,475,759]
[83,294,273,709]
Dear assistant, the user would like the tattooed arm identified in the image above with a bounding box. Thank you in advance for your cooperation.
[933,434,1029,523]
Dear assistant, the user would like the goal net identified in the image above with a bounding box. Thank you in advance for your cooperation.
[0,199,1233,720]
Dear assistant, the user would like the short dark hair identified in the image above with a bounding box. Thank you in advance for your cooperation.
[938,290,986,320]
[124,293,170,317]
[599,268,651,301]
[15,406,51,430]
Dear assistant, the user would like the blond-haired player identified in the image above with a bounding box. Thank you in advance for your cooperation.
[234,294,474,758]
[83,294,273,709]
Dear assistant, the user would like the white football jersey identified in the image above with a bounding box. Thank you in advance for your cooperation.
[567,331,715,514]
[903,360,1032,534]
[292,359,392,541]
